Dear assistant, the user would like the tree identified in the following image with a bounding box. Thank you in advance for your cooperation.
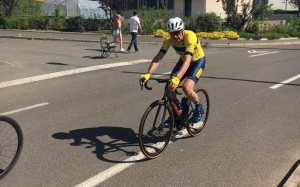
[0,0,18,17]
[99,0,134,19]
[289,0,300,17]
[216,0,271,31]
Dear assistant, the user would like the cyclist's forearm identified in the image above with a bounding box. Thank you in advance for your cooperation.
[147,52,164,74]
[147,62,159,74]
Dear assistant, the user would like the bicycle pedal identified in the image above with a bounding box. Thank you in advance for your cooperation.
[175,124,183,131]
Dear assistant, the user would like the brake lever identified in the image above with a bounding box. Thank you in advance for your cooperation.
[141,78,145,90]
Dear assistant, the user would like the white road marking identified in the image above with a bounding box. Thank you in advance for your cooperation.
[75,127,190,187]
[1,102,49,115]
[270,74,300,89]
[250,51,279,57]
[248,50,270,53]
[152,71,171,77]
[75,71,191,187]
[0,59,151,89]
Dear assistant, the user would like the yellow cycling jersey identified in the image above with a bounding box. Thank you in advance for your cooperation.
[160,30,205,62]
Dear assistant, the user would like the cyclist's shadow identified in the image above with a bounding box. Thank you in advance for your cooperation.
[52,126,147,163]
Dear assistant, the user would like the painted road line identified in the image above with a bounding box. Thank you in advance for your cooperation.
[270,74,300,89]
[250,51,279,57]
[247,50,270,53]
[1,102,49,115]
[75,71,182,187]
[152,71,171,78]
[0,59,151,89]
[75,127,191,187]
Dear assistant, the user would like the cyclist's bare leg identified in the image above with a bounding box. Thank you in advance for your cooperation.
[182,78,198,103]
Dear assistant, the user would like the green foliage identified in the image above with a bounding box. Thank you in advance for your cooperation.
[252,35,263,40]
[28,16,49,30]
[239,32,255,40]
[52,8,64,30]
[194,12,221,32]
[0,0,18,17]
[287,15,300,37]
[84,16,102,31]
[121,19,128,34]
[264,32,282,40]
[1,17,29,29]
[64,16,85,32]
[1,17,15,29]
[17,17,29,29]
[262,24,289,37]
[252,5,274,21]
[245,18,260,34]
[12,0,42,17]
[138,6,170,35]
[183,16,194,31]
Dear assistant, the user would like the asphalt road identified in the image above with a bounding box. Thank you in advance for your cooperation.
[0,37,299,187]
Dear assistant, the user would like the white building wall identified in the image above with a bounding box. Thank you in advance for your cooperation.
[268,0,297,10]
[206,0,226,18]
[173,0,218,18]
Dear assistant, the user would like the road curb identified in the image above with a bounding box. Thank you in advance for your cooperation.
[0,35,299,47]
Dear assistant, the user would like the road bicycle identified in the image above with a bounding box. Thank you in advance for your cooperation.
[0,115,23,179]
[139,78,209,159]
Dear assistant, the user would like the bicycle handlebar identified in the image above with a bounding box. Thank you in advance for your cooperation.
[141,78,183,95]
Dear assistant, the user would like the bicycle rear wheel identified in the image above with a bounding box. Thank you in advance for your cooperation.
[0,116,23,179]
[139,100,174,159]
[186,88,210,137]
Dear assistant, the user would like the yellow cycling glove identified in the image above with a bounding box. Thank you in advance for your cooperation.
[140,73,151,82]
[169,76,180,88]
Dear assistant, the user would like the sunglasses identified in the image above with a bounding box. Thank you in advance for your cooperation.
[169,30,181,37]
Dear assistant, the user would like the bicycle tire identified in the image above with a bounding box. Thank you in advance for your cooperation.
[139,100,174,159]
[186,88,210,137]
[0,116,23,180]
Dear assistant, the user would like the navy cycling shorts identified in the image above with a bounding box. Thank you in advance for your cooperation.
[171,57,206,83]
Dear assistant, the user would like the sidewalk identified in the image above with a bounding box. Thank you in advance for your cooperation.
[1,29,300,47]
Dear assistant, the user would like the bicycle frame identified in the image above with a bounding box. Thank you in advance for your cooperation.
[145,78,190,129]
[139,77,209,158]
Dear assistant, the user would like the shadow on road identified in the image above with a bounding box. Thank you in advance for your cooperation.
[277,159,300,187]
[202,76,300,87]
[52,126,148,163]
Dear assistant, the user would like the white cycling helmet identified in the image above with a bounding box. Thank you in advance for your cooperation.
[166,17,184,32]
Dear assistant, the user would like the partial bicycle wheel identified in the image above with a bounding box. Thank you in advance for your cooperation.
[0,116,23,179]
[186,88,210,137]
[139,100,174,159]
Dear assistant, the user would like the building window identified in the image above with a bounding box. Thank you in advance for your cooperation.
[128,0,138,9]
[159,0,173,9]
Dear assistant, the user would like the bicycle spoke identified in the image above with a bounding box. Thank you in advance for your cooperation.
[186,88,210,136]
[139,101,173,158]
[0,116,23,179]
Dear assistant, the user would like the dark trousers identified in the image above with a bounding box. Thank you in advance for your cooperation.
[127,32,138,52]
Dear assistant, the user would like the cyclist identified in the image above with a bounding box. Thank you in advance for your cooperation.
[139,17,206,123]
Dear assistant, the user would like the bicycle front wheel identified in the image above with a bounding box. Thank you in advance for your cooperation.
[0,116,23,179]
[139,100,174,159]
[186,88,210,137]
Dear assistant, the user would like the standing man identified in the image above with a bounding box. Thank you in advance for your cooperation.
[125,10,143,54]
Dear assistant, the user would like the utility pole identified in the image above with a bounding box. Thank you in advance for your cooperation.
[283,0,288,14]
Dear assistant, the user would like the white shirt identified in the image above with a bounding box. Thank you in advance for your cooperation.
[128,16,140,33]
